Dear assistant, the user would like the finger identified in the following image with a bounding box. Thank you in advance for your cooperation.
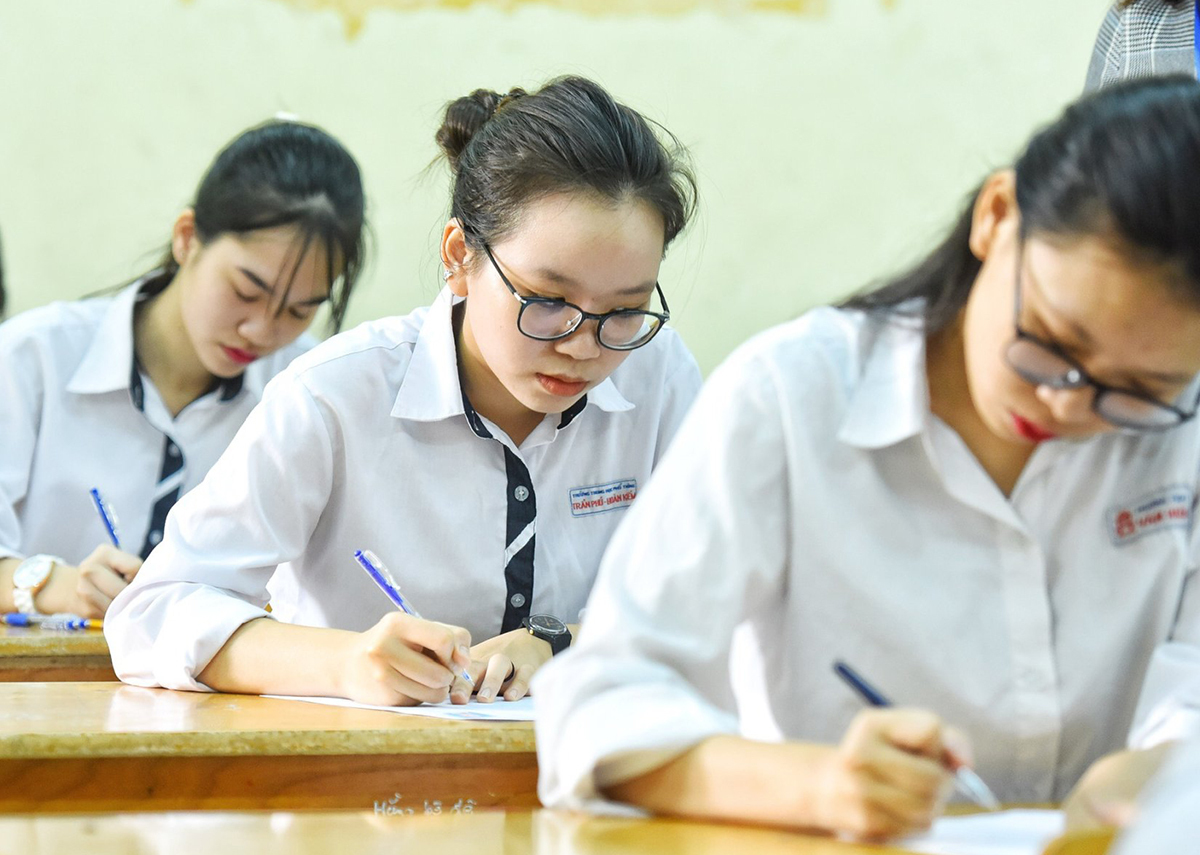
[866,741,951,800]
[503,663,536,701]
[82,564,131,602]
[476,654,512,703]
[448,667,474,704]
[107,548,143,580]
[74,574,113,618]
[876,708,946,759]
[379,613,472,675]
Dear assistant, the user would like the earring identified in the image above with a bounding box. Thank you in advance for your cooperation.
[443,268,453,281]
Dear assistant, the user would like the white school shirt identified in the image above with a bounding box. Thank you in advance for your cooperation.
[1112,738,1200,854]
[534,306,1200,810]
[0,276,310,565]
[105,287,702,690]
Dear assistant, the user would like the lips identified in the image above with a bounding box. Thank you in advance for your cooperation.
[1011,412,1058,444]
[537,373,588,398]
[221,345,259,366]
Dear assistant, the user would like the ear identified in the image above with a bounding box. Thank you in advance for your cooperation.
[439,219,473,298]
[171,209,199,268]
[968,170,1019,262]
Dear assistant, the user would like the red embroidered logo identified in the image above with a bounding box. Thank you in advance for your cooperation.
[1107,486,1193,545]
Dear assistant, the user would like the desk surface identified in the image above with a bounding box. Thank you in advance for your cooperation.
[0,808,1113,855]
[0,625,114,681]
[0,682,537,812]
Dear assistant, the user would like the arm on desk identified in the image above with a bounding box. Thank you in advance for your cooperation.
[605,711,955,841]
[198,613,474,706]
[0,549,142,618]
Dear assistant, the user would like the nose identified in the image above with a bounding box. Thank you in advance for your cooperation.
[1034,384,1096,425]
[237,305,283,350]
[553,319,604,360]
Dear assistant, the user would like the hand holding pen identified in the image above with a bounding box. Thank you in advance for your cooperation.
[65,489,142,617]
[833,661,1001,812]
[345,550,475,707]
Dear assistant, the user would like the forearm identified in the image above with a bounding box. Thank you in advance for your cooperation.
[0,557,18,611]
[197,617,356,697]
[604,734,835,831]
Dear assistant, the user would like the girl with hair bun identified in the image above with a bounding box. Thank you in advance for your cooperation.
[107,76,701,708]
[0,119,366,619]
[535,75,1200,839]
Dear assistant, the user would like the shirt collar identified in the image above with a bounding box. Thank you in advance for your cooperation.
[836,314,929,449]
[391,287,635,425]
[66,271,244,406]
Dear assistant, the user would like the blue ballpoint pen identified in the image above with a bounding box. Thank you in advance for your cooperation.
[89,488,122,549]
[833,660,1002,811]
[353,549,473,683]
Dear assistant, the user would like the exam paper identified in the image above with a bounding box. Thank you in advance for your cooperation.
[897,809,1065,855]
[264,694,536,721]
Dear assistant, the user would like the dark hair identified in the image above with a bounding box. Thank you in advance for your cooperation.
[843,75,1200,331]
[435,75,696,259]
[147,119,367,333]
[1117,0,1185,7]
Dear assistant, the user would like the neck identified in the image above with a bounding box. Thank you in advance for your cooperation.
[133,277,217,417]
[925,316,1033,497]
[453,303,543,446]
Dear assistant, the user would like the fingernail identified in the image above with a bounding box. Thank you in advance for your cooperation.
[478,690,492,702]
[456,645,470,660]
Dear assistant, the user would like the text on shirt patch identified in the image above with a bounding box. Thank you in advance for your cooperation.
[1106,485,1193,546]
[569,479,637,517]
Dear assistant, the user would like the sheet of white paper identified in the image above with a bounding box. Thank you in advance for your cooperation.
[897,809,1065,855]
[263,693,536,721]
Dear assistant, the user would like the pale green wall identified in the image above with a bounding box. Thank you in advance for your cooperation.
[0,0,1106,373]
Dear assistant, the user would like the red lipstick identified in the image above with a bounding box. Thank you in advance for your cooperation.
[1011,412,1057,444]
[221,345,258,366]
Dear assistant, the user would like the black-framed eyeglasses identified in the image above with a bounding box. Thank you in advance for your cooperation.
[482,243,669,351]
[1004,245,1198,432]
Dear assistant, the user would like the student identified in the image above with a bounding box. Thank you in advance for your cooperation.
[105,76,701,707]
[1086,0,1193,91]
[0,119,366,619]
[1110,740,1199,853]
[534,76,1200,840]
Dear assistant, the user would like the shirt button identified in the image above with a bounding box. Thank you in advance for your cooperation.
[510,593,526,608]
[167,443,180,458]
[514,486,529,502]
[148,530,163,545]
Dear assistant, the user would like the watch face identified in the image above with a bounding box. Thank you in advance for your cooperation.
[527,614,567,636]
[14,556,52,588]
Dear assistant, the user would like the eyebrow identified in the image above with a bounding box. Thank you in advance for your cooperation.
[1025,262,1196,386]
[239,267,329,307]
[531,267,656,299]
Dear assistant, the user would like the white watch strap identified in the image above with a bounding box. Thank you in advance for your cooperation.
[13,585,40,615]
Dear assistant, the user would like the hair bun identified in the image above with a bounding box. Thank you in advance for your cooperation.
[436,87,527,172]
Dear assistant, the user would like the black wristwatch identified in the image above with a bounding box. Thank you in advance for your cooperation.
[522,614,572,656]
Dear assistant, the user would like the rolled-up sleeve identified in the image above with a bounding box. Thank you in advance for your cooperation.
[534,343,790,810]
[106,372,335,690]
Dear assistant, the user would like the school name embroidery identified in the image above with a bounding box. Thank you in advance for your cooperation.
[569,479,637,517]
[1107,485,1193,545]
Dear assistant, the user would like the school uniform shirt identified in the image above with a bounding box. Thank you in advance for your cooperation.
[1112,738,1200,854]
[0,275,311,566]
[534,306,1200,811]
[1085,0,1195,92]
[105,287,702,691]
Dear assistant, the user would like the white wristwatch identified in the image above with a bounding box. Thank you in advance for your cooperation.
[12,554,61,615]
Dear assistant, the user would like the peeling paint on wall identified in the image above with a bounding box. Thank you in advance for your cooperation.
[252,0,842,38]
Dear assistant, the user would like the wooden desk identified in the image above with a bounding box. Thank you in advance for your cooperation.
[0,808,1108,855]
[0,682,536,813]
[0,625,114,681]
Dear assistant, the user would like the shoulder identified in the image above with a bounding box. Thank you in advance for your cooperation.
[0,294,110,368]
[263,308,429,401]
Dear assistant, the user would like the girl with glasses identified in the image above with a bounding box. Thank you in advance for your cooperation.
[535,76,1200,839]
[0,119,366,620]
[106,76,700,708]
